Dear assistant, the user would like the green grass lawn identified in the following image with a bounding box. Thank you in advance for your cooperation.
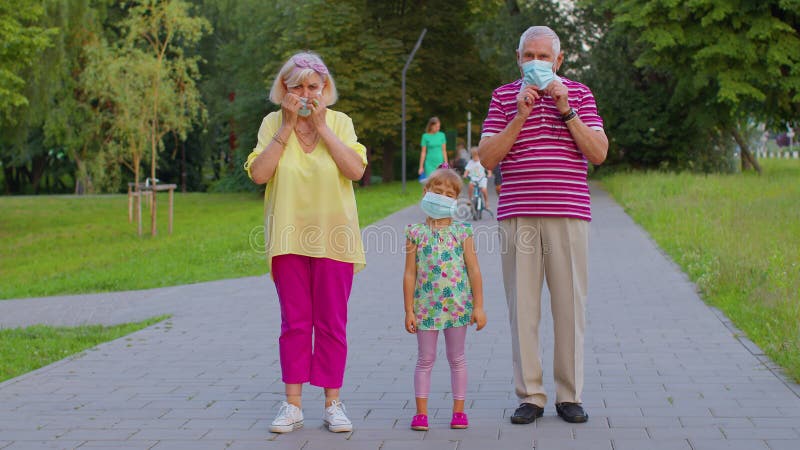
[600,159,800,382]
[0,181,422,299]
[0,316,169,383]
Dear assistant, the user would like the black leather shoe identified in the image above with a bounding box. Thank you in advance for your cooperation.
[510,403,544,424]
[555,402,588,423]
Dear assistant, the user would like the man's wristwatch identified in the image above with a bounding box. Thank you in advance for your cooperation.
[561,108,577,123]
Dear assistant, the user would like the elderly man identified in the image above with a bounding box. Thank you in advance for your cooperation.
[478,25,608,424]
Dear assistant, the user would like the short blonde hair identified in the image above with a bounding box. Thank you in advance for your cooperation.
[425,168,462,197]
[269,51,338,106]
[470,146,479,157]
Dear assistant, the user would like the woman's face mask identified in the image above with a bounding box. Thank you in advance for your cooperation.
[521,59,558,90]
[298,98,312,117]
[420,192,456,219]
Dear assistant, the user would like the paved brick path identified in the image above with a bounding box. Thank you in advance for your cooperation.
[1,184,798,449]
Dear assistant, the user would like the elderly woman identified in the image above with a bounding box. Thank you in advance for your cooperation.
[244,51,367,434]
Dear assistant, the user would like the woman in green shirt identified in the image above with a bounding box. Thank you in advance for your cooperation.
[418,117,448,177]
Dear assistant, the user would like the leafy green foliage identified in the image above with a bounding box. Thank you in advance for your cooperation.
[578,2,725,171]
[602,0,800,171]
[0,0,56,122]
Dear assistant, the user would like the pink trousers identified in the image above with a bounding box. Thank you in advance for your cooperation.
[414,326,468,400]
[271,254,354,389]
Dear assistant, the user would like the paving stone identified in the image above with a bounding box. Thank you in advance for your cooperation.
[611,440,691,450]
[765,439,800,450]
[76,441,158,449]
[688,439,769,450]
[382,441,458,450]
[150,441,234,450]
[533,438,612,450]
[303,440,385,450]
[2,442,85,449]
[226,440,303,449]
[456,439,533,450]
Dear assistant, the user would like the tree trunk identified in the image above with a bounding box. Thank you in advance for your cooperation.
[29,154,49,194]
[3,166,16,194]
[731,128,762,174]
[181,140,186,193]
[151,75,160,237]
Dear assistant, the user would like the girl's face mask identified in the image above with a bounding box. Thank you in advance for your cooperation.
[521,59,559,90]
[420,192,456,219]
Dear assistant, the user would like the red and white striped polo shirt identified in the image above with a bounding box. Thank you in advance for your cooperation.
[481,78,604,222]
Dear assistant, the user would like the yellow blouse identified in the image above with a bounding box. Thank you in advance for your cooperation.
[244,110,368,274]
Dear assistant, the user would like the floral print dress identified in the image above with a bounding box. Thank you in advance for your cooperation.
[405,222,473,330]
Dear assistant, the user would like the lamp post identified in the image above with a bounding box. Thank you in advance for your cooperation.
[401,28,427,194]
[466,111,472,151]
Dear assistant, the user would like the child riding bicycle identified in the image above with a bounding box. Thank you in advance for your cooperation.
[463,147,491,212]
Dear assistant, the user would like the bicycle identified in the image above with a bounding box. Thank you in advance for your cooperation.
[468,176,494,221]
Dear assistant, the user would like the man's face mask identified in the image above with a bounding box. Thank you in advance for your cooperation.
[521,59,559,90]
[420,192,456,219]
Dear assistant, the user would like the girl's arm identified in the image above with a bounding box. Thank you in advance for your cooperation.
[442,143,448,165]
[403,238,418,333]
[463,236,486,330]
[419,147,427,174]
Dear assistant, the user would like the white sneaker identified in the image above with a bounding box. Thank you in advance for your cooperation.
[323,399,353,432]
[269,401,303,433]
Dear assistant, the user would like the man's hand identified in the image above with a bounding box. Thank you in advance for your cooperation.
[517,85,540,120]
[544,79,570,115]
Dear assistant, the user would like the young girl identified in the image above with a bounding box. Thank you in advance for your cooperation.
[403,168,487,431]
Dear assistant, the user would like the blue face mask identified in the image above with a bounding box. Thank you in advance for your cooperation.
[521,59,558,90]
[298,97,311,117]
[420,192,456,219]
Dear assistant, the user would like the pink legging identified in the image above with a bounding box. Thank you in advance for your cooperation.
[414,326,468,400]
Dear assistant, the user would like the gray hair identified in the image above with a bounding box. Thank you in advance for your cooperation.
[518,26,561,56]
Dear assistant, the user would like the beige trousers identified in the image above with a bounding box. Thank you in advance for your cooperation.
[499,216,588,407]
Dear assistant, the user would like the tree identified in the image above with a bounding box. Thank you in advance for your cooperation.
[0,0,55,123]
[577,2,721,171]
[0,0,58,194]
[120,0,210,234]
[362,0,499,181]
[471,0,589,83]
[609,0,800,173]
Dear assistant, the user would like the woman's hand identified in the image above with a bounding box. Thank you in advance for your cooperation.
[307,93,328,131]
[405,313,417,334]
[470,306,487,331]
[280,93,302,128]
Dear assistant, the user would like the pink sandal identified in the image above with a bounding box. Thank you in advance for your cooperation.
[411,414,429,431]
[450,412,469,429]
